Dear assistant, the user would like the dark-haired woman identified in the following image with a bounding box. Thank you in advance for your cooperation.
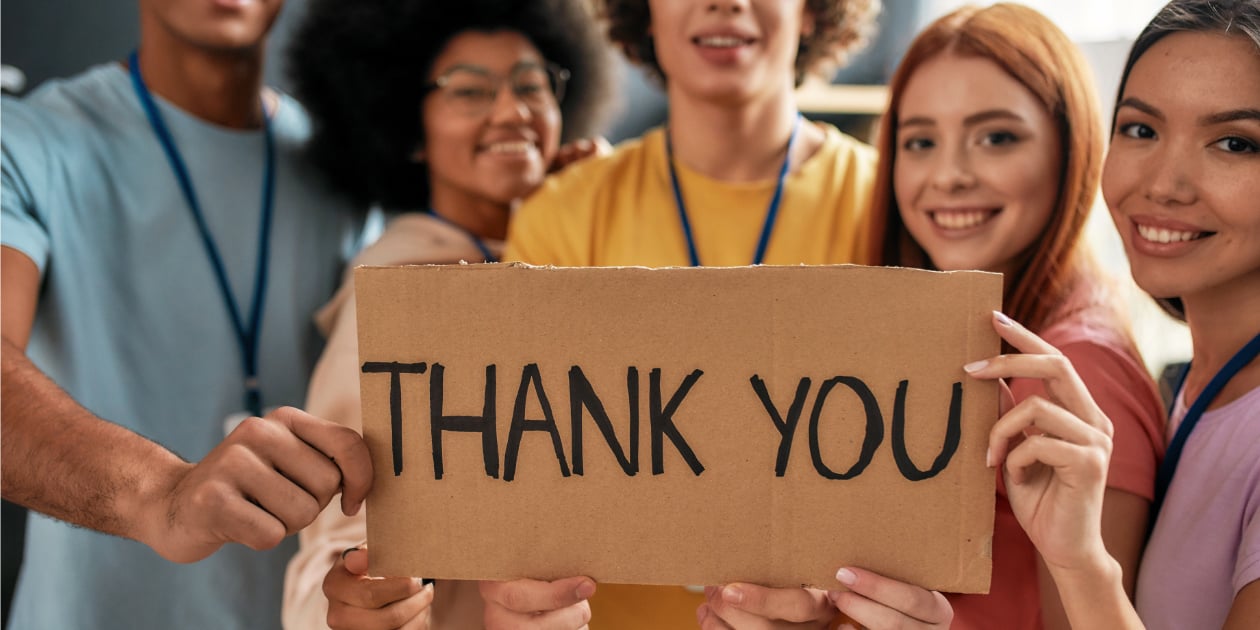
[279,1,614,628]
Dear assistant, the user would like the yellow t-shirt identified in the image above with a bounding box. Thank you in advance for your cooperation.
[504,122,878,630]
[506,123,877,268]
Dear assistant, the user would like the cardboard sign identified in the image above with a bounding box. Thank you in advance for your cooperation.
[356,263,1001,593]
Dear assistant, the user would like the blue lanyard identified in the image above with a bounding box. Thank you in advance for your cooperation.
[1152,331,1260,518]
[424,208,499,263]
[666,114,801,266]
[128,50,275,417]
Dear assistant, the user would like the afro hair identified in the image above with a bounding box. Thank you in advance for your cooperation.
[288,0,617,209]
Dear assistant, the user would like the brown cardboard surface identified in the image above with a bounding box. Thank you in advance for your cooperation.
[356,263,1001,593]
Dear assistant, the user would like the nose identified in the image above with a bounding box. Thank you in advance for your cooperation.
[1143,147,1198,206]
[487,83,531,125]
[707,0,748,14]
[929,148,978,193]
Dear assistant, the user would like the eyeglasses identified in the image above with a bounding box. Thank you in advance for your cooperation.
[424,62,570,117]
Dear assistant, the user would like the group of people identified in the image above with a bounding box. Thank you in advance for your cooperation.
[1,0,1256,629]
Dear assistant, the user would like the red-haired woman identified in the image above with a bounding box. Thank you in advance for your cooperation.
[861,4,1165,629]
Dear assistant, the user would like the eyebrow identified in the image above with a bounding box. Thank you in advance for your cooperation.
[1201,108,1260,126]
[1116,97,1164,120]
[1118,96,1260,127]
[899,109,1025,129]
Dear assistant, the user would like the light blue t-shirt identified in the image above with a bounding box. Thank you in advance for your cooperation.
[1,63,365,629]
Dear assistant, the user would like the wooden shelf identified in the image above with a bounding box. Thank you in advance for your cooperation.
[796,81,888,115]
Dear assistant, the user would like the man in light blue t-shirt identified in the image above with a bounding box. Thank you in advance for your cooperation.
[0,0,376,627]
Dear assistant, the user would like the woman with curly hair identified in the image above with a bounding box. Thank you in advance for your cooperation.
[278,1,614,628]
[496,1,955,629]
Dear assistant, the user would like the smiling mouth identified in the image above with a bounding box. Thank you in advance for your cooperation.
[1135,224,1212,244]
[483,141,535,155]
[694,35,753,48]
[929,209,999,230]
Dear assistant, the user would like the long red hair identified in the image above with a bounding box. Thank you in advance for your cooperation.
[866,3,1104,333]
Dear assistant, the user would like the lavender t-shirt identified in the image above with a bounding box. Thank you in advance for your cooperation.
[1135,385,1260,629]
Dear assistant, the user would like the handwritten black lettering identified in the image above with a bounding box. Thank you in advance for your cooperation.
[361,362,428,476]
[750,375,812,477]
[504,364,571,482]
[429,363,499,480]
[890,381,963,481]
[649,368,705,476]
[570,366,639,476]
[809,376,883,480]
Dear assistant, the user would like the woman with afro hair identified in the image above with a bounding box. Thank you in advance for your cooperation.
[279,0,615,628]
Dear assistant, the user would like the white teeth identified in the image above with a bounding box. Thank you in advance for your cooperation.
[1136,224,1202,243]
[487,141,533,154]
[931,210,990,230]
[698,36,746,48]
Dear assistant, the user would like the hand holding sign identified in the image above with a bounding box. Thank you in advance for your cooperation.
[698,583,835,629]
[971,311,1115,573]
[139,406,373,563]
[479,576,596,629]
[826,567,953,629]
[324,545,433,630]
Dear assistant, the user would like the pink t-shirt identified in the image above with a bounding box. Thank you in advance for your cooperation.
[1135,384,1260,629]
[949,313,1166,630]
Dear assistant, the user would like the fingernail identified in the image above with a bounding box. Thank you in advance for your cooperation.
[575,580,596,600]
[721,585,744,605]
[994,311,1014,326]
[413,577,427,589]
[986,447,994,468]
[341,546,360,560]
[836,568,857,586]
[964,359,989,373]
[696,604,709,623]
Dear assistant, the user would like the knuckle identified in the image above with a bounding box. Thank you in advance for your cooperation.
[314,465,344,498]
[1026,395,1055,414]
[380,603,412,627]
[322,570,341,599]
[1098,414,1116,440]
[233,416,269,440]
[254,522,286,550]
[366,581,402,609]
[502,585,530,612]
[269,405,302,421]
[292,495,323,532]
[1086,440,1111,474]
[1047,353,1073,374]
[575,600,592,625]
[325,606,352,630]
[190,480,237,514]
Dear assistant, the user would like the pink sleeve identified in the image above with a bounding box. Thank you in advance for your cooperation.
[1009,340,1166,500]
[1235,465,1260,595]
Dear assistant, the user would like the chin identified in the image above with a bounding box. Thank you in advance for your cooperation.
[1128,267,1187,301]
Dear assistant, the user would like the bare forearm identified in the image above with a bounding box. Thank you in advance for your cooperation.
[1048,556,1145,630]
[0,341,186,541]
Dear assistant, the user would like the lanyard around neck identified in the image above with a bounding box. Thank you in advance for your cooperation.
[1152,330,1260,517]
[666,114,802,267]
[424,208,500,263]
[128,50,276,417]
